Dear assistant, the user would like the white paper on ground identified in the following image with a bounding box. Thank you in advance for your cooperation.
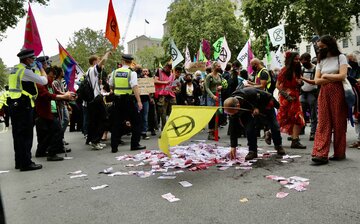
[276,192,289,198]
[162,193,180,202]
[68,170,82,175]
[63,157,73,160]
[158,176,176,179]
[0,170,10,174]
[91,184,109,190]
[108,172,129,177]
[179,181,192,187]
[69,174,87,179]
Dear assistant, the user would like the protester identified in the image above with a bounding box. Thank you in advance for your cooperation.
[146,69,158,136]
[347,54,360,148]
[311,35,348,165]
[154,62,176,131]
[86,51,111,150]
[300,52,318,141]
[180,73,201,105]
[276,51,306,149]
[52,66,71,147]
[8,49,48,171]
[224,88,285,160]
[137,66,151,140]
[109,54,145,153]
[204,62,223,140]
[35,66,76,161]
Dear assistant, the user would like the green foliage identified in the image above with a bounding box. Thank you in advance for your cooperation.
[242,0,360,47]
[164,0,247,62]
[66,28,124,74]
[0,0,49,41]
[0,58,8,90]
[135,45,164,70]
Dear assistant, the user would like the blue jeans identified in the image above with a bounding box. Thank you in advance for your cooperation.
[140,101,149,134]
[61,107,69,135]
[300,91,318,134]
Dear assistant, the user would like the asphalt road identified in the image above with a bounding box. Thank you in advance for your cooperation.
[1,123,360,224]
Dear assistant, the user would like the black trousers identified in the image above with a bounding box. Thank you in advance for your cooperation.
[35,116,63,156]
[111,95,141,150]
[87,95,106,144]
[8,96,34,168]
[69,102,82,132]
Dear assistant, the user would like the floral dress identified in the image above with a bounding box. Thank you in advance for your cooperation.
[276,68,305,135]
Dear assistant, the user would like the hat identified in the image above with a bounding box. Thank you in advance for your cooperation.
[17,49,35,59]
[122,54,134,61]
[36,56,50,63]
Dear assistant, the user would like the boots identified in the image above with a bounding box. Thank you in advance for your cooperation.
[245,151,258,160]
[207,130,215,140]
[275,145,286,155]
[291,138,306,149]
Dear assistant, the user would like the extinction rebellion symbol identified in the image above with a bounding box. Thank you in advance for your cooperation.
[110,18,117,36]
[166,116,195,138]
[218,47,228,63]
[273,28,284,42]
[171,47,178,61]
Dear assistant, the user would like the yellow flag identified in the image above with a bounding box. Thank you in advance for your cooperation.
[158,106,218,156]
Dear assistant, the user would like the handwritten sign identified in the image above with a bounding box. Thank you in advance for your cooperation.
[138,77,155,95]
[186,62,207,73]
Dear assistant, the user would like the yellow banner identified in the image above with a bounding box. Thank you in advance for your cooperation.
[158,106,218,156]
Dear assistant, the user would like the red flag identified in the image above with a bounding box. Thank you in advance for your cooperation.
[105,0,120,49]
[23,3,43,56]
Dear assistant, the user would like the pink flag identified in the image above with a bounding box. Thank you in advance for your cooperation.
[247,40,254,74]
[23,3,43,56]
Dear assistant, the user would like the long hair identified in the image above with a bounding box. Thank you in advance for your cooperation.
[284,51,300,80]
[317,35,341,62]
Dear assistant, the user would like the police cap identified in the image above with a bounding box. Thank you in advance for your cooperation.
[122,54,134,61]
[36,56,50,63]
[17,49,35,60]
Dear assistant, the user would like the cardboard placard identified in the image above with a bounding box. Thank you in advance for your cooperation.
[186,62,207,73]
[138,77,155,95]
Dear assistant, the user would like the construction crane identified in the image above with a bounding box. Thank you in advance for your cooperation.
[120,0,137,46]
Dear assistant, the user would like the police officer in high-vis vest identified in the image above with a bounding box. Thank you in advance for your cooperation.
[109,54,145,153]
[8,49,48,171]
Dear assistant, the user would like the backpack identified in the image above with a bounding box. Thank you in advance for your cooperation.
[77,73,94,103]
[261,69,276,94]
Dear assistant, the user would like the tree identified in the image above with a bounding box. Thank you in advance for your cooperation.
[164,0,247,63]
[241,0,360,48]
[0,0,49,41]
[0,58,8,90]
[135,46,164,71]
[66,28,124,75]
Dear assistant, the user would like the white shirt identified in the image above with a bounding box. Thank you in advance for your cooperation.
[21,63,48,85]
[316,54,348,75]
[87,64,101,98]
[109,65,138,88]
[301,64,317,92]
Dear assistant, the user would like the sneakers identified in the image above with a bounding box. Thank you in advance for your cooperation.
[98,143,106,148]
[142,134,150,140]
[275,145,286,155]
[91,142,104,150]
[291,138,306,149]
[264,131,272,145]
[245,151,258,160]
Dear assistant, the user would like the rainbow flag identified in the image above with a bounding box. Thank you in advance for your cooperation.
[58,41,77,92]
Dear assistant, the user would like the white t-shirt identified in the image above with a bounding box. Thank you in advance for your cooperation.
[301,64,317,92]
[87,64,101,98]
[316,54,348,76]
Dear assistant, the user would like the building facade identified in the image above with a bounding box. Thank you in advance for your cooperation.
[127,35,162,55]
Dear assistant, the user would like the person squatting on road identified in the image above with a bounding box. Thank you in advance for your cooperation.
[224,87,286,161]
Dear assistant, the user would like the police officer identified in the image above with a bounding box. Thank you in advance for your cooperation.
[8,49,48,171]
[109,54,145,153]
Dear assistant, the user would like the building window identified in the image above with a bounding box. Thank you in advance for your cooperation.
[343,39,349,48]
[306,45,311,53]
[357,36,360,46]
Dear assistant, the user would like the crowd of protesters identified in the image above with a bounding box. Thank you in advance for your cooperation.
[1,34,360,171]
